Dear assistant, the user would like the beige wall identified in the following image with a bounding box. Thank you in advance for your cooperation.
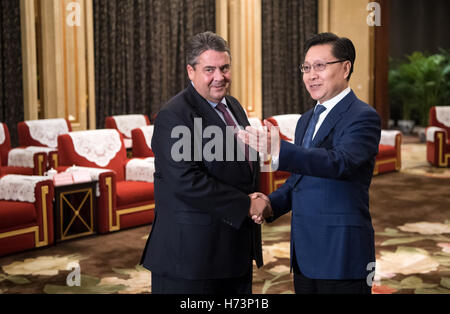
[21,0,96,130]
[216,0,262,118]
[319,0,375,106]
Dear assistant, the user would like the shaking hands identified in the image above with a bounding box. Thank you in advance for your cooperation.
[248,192,273,225]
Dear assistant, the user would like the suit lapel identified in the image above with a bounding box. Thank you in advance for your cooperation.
[186,84,226,129]
[295,110,313,146]
[311,90,356,148]
[186,84,254,176]
[226,96,257,175]
[289,111,313,187]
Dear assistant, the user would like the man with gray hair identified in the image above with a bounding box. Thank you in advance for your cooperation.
[140,31,269,294]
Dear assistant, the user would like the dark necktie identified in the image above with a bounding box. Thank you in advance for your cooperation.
[302,104,326,148]
[215,102,253,171]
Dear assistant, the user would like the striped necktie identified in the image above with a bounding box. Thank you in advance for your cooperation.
[216,102,253,171]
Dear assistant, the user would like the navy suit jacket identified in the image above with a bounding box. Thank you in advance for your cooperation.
[140,84,263,280]
[269,90,381,280]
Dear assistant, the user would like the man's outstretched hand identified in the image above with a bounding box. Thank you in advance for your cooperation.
[238,120,281,158]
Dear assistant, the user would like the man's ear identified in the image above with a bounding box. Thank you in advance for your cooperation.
[187,64,195,81]
[343,61,351,80]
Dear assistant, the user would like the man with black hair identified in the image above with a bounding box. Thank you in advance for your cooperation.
[240,32,381,294]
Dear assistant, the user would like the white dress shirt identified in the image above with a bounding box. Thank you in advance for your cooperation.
[311,87,351,139]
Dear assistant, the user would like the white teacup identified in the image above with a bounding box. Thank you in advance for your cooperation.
[45,168,58,179]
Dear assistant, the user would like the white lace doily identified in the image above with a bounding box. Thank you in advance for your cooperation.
[126,157,155,183]
[435,107,450,127]
[8,149,35,168]
[272,114,301,142]
[26,146,57,154]
[25,118,69,148]
[64,166,111,196]
[426,127,446,143]
[8,146,56,168]
[139,125,154,149]
[0,123,5,145]
[379,130,401,147]
[113,115,147,138]
[0,175,49,203]
[69,130,122,167]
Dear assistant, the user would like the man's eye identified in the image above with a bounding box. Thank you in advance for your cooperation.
[315,63,326,69]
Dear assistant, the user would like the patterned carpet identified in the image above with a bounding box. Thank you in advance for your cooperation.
[0,140,449,294]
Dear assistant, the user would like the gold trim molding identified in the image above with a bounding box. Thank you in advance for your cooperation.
[216,0,262,118]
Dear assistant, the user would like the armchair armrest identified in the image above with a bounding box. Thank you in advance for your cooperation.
[34,180,55,246]
[8,147,52,175]
[49,151,59,169]
[426,126,447,143]
[0,175,50,202]
[426,126,449,167]
[124,157,155,183]
[380,130,402,147]
[98,171,117,233]
[33,152,47,176]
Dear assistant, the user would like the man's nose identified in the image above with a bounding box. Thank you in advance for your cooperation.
[308,69,319,80]
[213,69,225,81]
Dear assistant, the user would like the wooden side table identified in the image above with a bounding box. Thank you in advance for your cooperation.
[54,181,97,242]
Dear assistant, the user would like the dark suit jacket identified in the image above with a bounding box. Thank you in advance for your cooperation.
[269,90,381,280]
[141,84,263,280]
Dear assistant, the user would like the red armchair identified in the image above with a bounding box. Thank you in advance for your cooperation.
[0,175,54,257]
[265,114,302,143]
[131,125,154,158]
[426,106,450,167]
[17,118,71,169]
[374,130,402,175]
[57,129,155,234]
[105,114,150,150]
[0,123,47,176]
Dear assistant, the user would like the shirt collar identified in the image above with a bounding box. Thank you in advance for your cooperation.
[208,97,227,109]
[318,87,351,111]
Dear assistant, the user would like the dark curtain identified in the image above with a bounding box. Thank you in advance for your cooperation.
[390,0,450,59]
[0,0,24,147]
[93,0,215,128]
[262,0,317,118]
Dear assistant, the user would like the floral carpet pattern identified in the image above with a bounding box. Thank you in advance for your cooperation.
[0,141,449,294]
